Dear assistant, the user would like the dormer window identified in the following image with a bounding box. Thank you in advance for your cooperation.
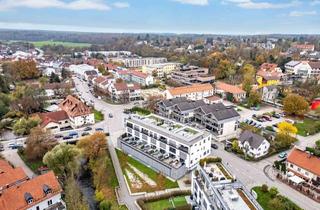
[43,184,52,195]
[24,192,33,204]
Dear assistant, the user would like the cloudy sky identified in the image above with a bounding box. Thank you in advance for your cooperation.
[0,0,319,34]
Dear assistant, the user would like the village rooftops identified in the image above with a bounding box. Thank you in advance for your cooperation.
[215,81,245,94]
[38,110,69,127]
[257,70,283,80]
[127,113,210,146]
[239,130,265,149]
[168,83,214,96]
[0,160,28,189]
[287,147,320,176]
[196,103,240,121]
[0,171,63,210]
[59,95,92,117]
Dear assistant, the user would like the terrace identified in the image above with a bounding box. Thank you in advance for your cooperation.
[193,163,263,210]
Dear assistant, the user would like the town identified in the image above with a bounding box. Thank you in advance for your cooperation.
[0,2,320,210]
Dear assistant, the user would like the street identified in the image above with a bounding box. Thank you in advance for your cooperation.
[1,76,320,210]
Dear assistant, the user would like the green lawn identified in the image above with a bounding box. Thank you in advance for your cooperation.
[145,196,187,210]
[94,109,104,122]
[295,118,320,136]
[116,149,179,189]
[252,186,302,210]
[17,149,44,174]
[31,40,91,48]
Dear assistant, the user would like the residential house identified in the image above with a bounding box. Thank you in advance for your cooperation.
[42,81,75,98]
[203,95,223,104]
[260,86,279,104]
[170,65,215,85]
[0,160,65,210]
[214,81,246,102]
[191,162,263,210]
[157,97,189,118]
[165,83,214,100]
[117,70,154,86]
[259,63,282,73]
[109,82,141,103]
[58,95,95,127]
[285,61,320,78]
[293,44,315,52]
[68,64,99,80]
[38,110,71,133]
[119,113,212,179]
[287,147,320,182]
[256,70,283,88]
[169,100,206,123]
[194,103,240,141]
[238,130,270,159]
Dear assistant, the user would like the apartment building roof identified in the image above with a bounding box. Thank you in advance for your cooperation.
[38,110,69,127]
[239,130,266,149]
[215,82,245,94]
[174,100,206,112]
[285,61,301,67]
[59,95,92,117]
[287,148,320,176]
[257,70,282,80]
[127,114,210,146]
[309,61,320,69]
[168,83,213,96]
[0,171,62,210]
[160,97,189,108]
[118,70,149,79]
[196,103,240,121]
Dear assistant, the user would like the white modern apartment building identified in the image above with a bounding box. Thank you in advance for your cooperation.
[142,62,180,78]
[119,113,212,179]
[110,57,167,68]
[191,161,263,210]
[285,61,320,78]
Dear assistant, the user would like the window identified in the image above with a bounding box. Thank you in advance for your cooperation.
[48,200,53,206]
[297,168,301,172]
[36,207,40,210]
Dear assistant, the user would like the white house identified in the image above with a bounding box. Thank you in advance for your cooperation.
[285,61,313,78]
[58,95,95,128]
[165,83,214,100]
[116,70,154,86]
[238,130,270,159]
[142,62,180,78]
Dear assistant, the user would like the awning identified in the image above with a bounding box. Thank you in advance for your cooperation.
[289,175,305,184]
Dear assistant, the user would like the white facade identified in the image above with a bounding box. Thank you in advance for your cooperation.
[165,86,214,101]
[70,113,95,128]
[27,194,63,210]
[238,139,270,159]
[285,61,312,78]
[111,57,167,68]
[142,62,180,77]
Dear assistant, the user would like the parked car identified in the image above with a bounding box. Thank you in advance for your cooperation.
[273,113,281,118]
[69,131,78,137]
[278,152,287,159]
[83,127,92,131]
[285,119,295,124]
[63,136,73,140]
[8,143,23,149]
[81,132,90,136]
[95,128,104,132]
[108,113,113,118]
[211,144,218,149]
[54,134,63,139]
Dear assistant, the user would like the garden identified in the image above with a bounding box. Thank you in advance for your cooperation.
[93,109,104,122]
[116,149,178,193]
[294,118,320,136]
[253,185,302,210]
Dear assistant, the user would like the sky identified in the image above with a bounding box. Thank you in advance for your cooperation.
[0,0,319,34]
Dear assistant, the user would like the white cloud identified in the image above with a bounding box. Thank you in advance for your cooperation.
[174,0,209,6]
[223,0,300,9]
[289,10,317,17]
[112,2,130,8]
[0,0,110,11]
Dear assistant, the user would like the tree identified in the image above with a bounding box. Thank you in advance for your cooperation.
[283,94,309,116]
[3,60,40,80]
[24,127,58,161]
[269,187,279,198]
[97,64,108,76]
[39,77,49,86]
[261,184,268,192]
[65,176,89,210]
[43,143,82,179]
[278,122,297,136]
[146,95,164,111]
[99,200,112,210]
[0,93,10,119]
[215,59,236,80]
[241,64,256,95]
[115,78,124,83]
[247,91,261,107]
[77,132,107,160]
[274,133,297,150]
[49,72,60,83]
[268,197,285,209]
[13,116,41,136]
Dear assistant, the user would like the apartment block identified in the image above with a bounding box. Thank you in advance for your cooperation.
[191,161,263,210]
[118,113,212,179]
[171,65,215,85]
[110,57,167,68]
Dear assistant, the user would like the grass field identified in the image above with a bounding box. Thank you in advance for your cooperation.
[17,149,44,174]
[145,196,187,210]
[295,118,320,136]
[253,186,302,210]
[30,40,91,48]
[116,149,179,191]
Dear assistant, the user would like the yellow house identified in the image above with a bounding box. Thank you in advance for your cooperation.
[256,70,282,88]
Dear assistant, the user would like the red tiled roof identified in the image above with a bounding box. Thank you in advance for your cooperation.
[0,160,28,189]
[215,81,245,94]
[94,76,108,84]
[0,171,62,210]
[129,70,148,79]
[287,148,320,176]
[260,63,278,72]
[257,70,282,80]
[168,83,214,96]
[114,82,128,91]
[105,63,118,70]
[59,95,92,117]
[38,110,69,127]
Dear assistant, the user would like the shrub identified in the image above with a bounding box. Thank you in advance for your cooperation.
[261,184,268,192]
[99,200,112,210]
[269,187,279,198]
[199,157,222,166]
